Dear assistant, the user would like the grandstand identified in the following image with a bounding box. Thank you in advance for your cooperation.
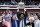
[0,0,40,16]
[0,0,40,27]
[0,8,40,19]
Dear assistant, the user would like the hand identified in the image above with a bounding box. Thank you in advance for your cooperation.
[24,9,26,11]
[17,9,19,12]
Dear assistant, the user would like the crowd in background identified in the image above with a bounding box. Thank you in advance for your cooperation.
[0,9,40,27]
[24,1,39,5]
[0,0,39,5]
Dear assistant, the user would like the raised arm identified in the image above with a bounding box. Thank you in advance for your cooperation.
[24,9,28,18]
[17,9,20,19]
[24,9,28,26]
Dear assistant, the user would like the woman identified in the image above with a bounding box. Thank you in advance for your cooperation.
[4,17,12,27]
[0,16,7,27]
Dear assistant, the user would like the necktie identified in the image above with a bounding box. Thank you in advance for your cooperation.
[22,20,23,27]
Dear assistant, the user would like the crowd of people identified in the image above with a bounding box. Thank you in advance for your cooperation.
[0,0,39,5]
[0,0,11,5]
[0,9,40,27]
[24,1,39,5]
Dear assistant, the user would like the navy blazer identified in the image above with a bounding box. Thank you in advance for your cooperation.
[11,17,18,27]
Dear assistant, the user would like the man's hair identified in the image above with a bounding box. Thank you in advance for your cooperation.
[19,13,25,17]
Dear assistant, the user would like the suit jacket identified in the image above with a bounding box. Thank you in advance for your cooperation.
[17,11,28,27]
[18,18,26,27]
[11,17,18,27]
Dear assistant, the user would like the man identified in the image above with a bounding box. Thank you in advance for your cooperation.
[11,16,18,27]
[4,17,12,27]
[17,9,27,27]
[2,13,5,22]
[34,16,40,27]
[19,14,25,27]
[0,16,7,27]
[15,14,18,20]
[2,16,5,22]
[33,14,37,18]
[29,16,35,27]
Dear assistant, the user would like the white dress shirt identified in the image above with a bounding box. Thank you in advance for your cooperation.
[26,20,29,24]
[19,19,25,27]
[7,22,11,27]
[34,19,40,27]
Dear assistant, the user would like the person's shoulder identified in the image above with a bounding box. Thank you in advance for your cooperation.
[38,20,40,23]
[39,20,40,22]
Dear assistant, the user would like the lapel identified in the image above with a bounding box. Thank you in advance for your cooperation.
[19,18,25,27]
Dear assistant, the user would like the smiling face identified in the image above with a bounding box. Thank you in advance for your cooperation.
[13,16,16,20]
[20,14,24,19]
[35,16,38,20]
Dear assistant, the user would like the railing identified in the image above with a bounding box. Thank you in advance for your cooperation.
[0,5,40,8]
[0,8,40,9]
